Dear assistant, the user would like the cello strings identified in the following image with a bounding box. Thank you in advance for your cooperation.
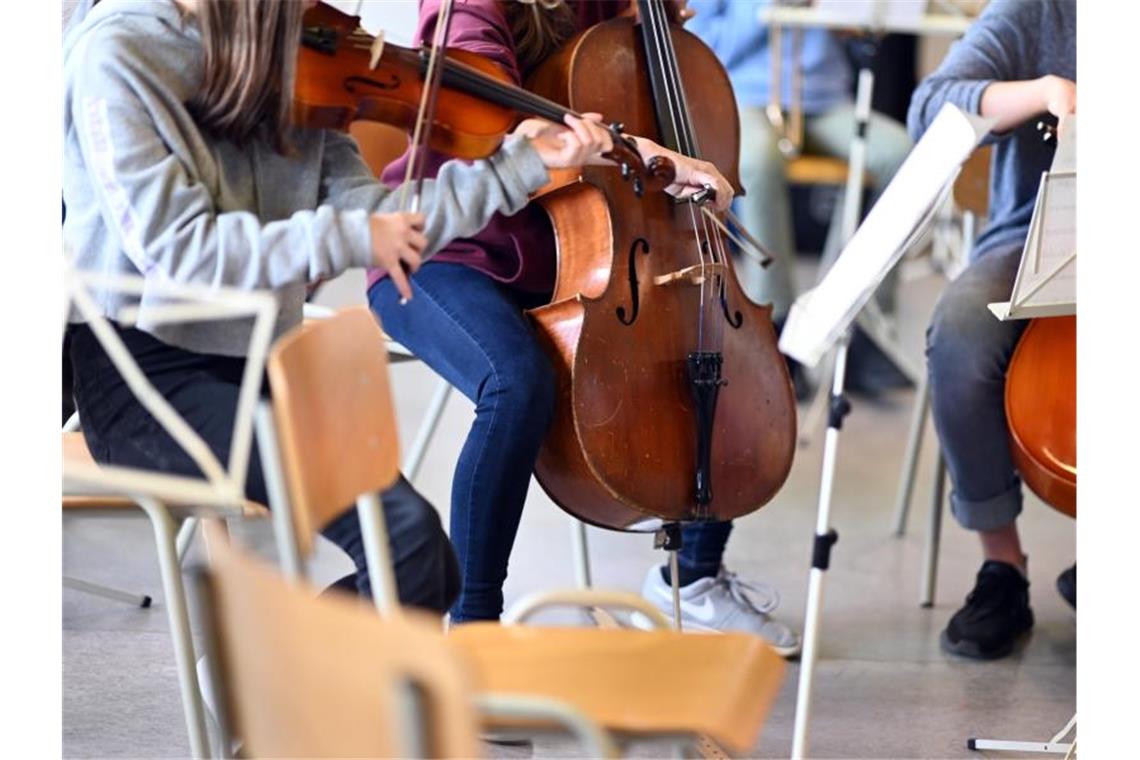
[698,202,726,351]
[709,212,733,352]
[644,0,709,350]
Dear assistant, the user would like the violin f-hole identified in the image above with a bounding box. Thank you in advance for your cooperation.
[343,73,402,94]
[616,238,651,326]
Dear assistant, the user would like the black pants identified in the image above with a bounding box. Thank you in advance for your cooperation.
[67,323,460,614]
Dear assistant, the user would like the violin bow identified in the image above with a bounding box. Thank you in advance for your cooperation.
[398,0,457,214]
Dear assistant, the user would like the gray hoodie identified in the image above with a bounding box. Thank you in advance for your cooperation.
[63,0,550,356]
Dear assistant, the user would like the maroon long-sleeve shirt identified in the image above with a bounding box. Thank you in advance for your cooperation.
[367,0,626,294]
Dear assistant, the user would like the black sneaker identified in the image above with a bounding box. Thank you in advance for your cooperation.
[1056,563,1076,609]
[940,560,1034,659]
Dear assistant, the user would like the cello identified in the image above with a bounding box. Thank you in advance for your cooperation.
[1005,317,1076,515]
[524,0,798,530]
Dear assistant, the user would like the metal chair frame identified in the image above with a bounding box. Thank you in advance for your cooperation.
[62,263,278,759]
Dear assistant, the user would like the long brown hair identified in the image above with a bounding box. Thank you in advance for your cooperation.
[187,0,306,154]
[504,0,577,79]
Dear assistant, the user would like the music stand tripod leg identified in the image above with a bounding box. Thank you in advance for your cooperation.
[791,65,873,760]
[791,334,848,760]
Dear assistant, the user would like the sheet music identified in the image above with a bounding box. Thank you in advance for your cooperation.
[779,104,993,366]
[988,115,1076,320]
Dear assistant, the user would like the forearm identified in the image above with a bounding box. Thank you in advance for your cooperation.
[979,78,1050,133]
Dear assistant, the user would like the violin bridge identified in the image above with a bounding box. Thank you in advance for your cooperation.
[653,263,727,287]
[369,30,386,70]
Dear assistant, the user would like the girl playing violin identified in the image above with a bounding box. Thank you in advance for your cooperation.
[63,0,613,610]
[369,0,798,655]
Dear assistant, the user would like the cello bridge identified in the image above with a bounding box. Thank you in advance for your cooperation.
[653,263,728,287]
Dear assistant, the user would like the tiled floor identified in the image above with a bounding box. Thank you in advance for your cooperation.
[63,266,1076,758]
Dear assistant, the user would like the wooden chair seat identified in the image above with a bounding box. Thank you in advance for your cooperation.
[62,432,268,517]
[449,623,785,754]
[785,154,873,187]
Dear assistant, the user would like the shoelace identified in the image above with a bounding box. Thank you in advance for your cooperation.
[718,568,780,615]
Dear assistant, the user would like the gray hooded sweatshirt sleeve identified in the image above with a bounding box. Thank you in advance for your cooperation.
[63,0,549,356]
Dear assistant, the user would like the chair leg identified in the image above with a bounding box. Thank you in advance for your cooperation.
[357,491,399,617]
[402,378,453,482]
[175,517,199,566]
[136,497,210,759]
[63,576,152,608]
[891,371,931,537]
[920,455,946,608]
[571,519,592,589]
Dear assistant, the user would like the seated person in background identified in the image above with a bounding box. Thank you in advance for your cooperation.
[63,0,612,612]
[687,0,913,393]
[908,0,1076,659]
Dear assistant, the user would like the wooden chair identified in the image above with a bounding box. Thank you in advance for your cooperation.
[449,618,784,754]
[257,306,787,755]
[63,430,268,758]
[197,524,620,758]
[194,523,483,759]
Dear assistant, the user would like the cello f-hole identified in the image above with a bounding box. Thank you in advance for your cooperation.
[616,238,651,326]
[718,277,743,329]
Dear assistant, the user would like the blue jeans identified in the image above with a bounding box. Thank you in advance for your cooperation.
[369,263,556,622]
[926,244,1027,531]
[679,520,733,578]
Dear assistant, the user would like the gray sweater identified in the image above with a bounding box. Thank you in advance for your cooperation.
[63,0,550,356]
[907,0,1076,261]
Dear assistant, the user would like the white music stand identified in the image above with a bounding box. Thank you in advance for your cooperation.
[762,1,975,445]
[990,115,1077,321]
[779,103,992,760]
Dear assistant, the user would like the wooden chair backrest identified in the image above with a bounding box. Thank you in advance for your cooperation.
[266,307,399,555]
[348,121,411,177]
[953,145,992,217]
[199,524,481,759]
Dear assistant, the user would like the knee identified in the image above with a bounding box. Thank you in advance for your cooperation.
[382,476,447,552]
[866,124,912,184]
[926,289,1001,390]
[481,343,556,429]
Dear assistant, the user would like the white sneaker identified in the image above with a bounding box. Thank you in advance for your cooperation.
[640,565,802,658]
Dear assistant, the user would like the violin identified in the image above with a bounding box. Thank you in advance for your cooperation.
[1003,119,1075,517]
[295,2,671,195]
[523,0,797,530]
